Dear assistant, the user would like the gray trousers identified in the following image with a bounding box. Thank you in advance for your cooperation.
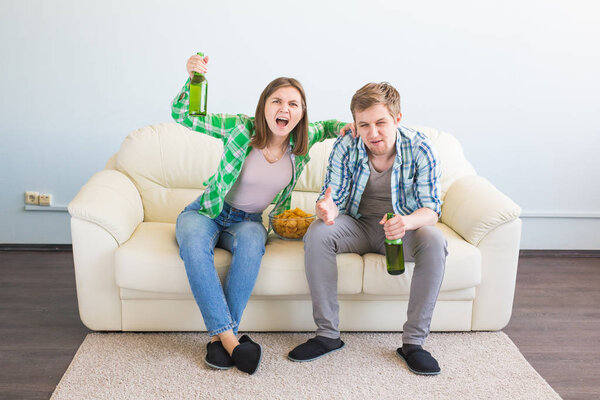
[303,214,447,345]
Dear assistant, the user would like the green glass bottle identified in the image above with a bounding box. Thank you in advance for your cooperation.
[385,212,405,275]
[189,51,208,116]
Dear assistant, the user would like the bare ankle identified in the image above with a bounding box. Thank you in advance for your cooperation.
[218,330,239,355]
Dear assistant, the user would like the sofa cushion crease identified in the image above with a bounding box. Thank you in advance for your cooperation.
[114,221,481,297]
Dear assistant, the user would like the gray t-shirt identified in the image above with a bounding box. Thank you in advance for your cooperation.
[357,159,394,218]
[224,147,293,213]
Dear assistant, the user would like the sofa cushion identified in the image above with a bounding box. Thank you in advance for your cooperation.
[362,223,481,295]
[293,138,335,193]
[114,123,476,223]
[115,222,231,293]
[115,222,363,296]
[115,222,479,298]
[253,238,363,296]
[409,126,477,199]
[115,123,222,223]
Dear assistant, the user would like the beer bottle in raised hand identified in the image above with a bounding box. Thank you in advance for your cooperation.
[189,51,208,116]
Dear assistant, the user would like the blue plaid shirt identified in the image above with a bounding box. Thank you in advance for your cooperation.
[319,126,442,218]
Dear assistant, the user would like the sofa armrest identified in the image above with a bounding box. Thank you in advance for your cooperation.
[68,169,144,245]
[441,175,521,246]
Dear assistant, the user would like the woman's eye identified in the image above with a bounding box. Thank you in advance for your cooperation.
[290,103,298,108]
[273,99,280,103]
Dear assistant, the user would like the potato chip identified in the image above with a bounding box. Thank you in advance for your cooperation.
[271,208,316,239]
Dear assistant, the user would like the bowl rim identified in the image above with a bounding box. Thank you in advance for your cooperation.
[270,215,316,220]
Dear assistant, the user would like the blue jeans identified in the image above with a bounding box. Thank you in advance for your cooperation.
[176,199,267,337]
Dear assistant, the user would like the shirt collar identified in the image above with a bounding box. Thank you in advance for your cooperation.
[357,137,369,163]
[393,127,403,168]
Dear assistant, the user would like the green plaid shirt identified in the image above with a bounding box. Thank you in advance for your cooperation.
[171,79,345,218]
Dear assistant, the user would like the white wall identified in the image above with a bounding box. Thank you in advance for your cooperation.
[1,0,599,249]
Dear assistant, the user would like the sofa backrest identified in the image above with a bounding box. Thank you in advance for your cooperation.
[115,122,475,223]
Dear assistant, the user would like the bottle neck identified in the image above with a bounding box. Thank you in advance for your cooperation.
[191,72,206,84]
[195,52,205,77]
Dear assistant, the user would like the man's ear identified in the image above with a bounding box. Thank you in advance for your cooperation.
[396,113,403,125]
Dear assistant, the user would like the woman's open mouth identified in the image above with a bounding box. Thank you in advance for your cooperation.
[276,117,289,128]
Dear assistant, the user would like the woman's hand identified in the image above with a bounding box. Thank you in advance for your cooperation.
[186,54,209,79]
[339,122,358,138]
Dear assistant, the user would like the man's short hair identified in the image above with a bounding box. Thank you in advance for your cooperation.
[350,82,401,120]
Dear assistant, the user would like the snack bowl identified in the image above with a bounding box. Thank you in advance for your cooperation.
[269,208,317,240]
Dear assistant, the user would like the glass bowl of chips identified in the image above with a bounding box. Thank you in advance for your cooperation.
[269,208,317,240]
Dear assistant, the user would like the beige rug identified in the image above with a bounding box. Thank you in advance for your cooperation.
[51,331,561,400]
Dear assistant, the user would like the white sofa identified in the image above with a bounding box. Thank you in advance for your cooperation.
[68,122,522,332]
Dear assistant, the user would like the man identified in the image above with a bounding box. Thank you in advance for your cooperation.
[288,82,447,375]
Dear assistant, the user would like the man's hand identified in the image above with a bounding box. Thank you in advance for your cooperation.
[316,187,339,225]
[379,213,409,240]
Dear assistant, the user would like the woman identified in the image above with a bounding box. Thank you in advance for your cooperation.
[172,53,351,375]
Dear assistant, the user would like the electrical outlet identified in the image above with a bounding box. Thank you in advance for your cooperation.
[25,191,39,205]
[39,194,52,206]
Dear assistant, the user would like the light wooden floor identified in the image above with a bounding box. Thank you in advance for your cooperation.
[0,250,598,399]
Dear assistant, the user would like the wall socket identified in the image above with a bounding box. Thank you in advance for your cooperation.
[25,191,39,205]
[39,194,52,206]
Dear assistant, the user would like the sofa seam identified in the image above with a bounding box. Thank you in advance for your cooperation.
[70,215,132,246]
[473,217,521,247]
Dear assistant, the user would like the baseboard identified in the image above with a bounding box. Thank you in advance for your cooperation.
[0,244,73,252]
[519,250,600,258]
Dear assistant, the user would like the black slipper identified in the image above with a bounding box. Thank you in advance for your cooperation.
[204,341,234,370]
[396,347,441,375]
[288,336,345,362]
[239,334,253,344]
[232,335,262,375]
